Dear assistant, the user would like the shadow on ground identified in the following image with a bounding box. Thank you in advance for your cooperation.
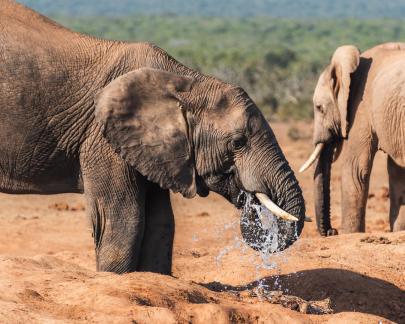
[202,268,405,322]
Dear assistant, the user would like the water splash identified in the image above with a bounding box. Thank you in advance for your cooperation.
[215,237,241,267]
[213,191,299,296]
[241,193,283,253]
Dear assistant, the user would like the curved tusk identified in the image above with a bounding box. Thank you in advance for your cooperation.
[255,193,299,222]
[332,142,343,162]
[299,143,325,173]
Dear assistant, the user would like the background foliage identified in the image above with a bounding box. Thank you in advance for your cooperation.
[19,0,405,18]
[19,1,405,119]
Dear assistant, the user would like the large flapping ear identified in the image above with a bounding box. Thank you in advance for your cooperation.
[94,68,197,198]
[330,45,360,138]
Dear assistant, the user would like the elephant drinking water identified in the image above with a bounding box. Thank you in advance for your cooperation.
[0,0,305,274]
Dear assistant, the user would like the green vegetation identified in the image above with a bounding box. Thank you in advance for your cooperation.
[52,16,405,119]
[19,0,405,18]
[17,1,405,119]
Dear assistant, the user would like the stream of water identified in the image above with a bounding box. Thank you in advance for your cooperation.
[212,192,299,298]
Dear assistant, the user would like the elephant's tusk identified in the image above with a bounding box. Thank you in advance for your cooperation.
[255,193,299,222]
[299,143,325,173]
[332,142,343,162]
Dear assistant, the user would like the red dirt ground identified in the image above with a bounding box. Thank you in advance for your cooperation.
[0,122,403,323]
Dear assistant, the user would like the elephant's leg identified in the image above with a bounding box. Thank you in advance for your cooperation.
[137,183,175,275]
[81,141,146,273]
[387,156,405,231]
[340,139,377,233]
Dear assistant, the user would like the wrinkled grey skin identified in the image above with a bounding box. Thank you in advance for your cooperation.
[0,1,305,274]
[311,43,405,236]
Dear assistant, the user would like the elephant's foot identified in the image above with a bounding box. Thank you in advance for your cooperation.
[326,228,338,236]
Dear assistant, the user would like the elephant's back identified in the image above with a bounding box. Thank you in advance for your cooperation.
[371,58,405,167]
[0,9,74,142]
[0,0,70,34]
[0,0,101,62]
[362,42,405,58]
[0,1,107,193]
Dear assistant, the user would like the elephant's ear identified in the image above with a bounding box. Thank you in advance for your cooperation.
[330,45,360,138]
[94,68,197,198]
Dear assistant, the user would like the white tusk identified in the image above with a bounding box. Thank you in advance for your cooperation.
[332,142,343,162]
[299,143,325,173]
[255,193,299,222]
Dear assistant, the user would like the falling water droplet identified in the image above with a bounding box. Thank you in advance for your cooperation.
[201,191,300,296]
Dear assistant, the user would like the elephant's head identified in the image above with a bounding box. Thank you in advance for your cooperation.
[95,67,305,252]
[300,45,360,236]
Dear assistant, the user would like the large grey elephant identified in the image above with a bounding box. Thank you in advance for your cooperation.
[0,0,305,274]
[300,43,405,236]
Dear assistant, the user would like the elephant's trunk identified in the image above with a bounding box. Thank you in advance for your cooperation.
[313,143,338,236]
[240,141,305,253]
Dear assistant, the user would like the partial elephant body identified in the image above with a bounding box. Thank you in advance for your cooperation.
[367,52,405,167]
[0,1,201,195]
[0,1,305,273]
[0,1,126,193]
[307,43,405,235]
[343,45,405,232]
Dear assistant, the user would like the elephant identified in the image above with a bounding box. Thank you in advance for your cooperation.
[300,43,405,236]
[0,0,305,274]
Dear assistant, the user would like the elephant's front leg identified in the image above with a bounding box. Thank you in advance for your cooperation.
[137,183,175,275]
[81,145,146,273]
[340,138,376,233]
[387,156,405,231]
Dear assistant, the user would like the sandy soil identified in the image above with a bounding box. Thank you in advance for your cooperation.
[0,122,403,323]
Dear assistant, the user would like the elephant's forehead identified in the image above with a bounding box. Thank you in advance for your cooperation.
[209,105,248,132]
[313,72,332,102]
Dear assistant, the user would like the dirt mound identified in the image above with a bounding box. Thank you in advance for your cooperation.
[1,252,401,323]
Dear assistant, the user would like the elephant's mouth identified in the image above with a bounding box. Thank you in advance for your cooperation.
[196,174,210,197]
[237,192,299,254]
[200,168,241,202]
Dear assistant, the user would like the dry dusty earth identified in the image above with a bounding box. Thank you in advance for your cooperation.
[0,122,403,323]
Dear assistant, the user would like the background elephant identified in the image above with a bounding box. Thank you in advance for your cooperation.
[0,1,305,274]
[300,43,405,236]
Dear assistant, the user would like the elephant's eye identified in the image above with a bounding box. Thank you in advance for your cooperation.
[315,104,325,114]
[232,135,247,150]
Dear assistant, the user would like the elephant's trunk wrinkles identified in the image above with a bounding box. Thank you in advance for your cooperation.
[314,143,335,236]
[269,159,305,226]
[257,146,305,247]
[240,148,305,252]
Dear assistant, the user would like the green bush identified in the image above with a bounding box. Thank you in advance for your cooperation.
[52,16,405,120]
